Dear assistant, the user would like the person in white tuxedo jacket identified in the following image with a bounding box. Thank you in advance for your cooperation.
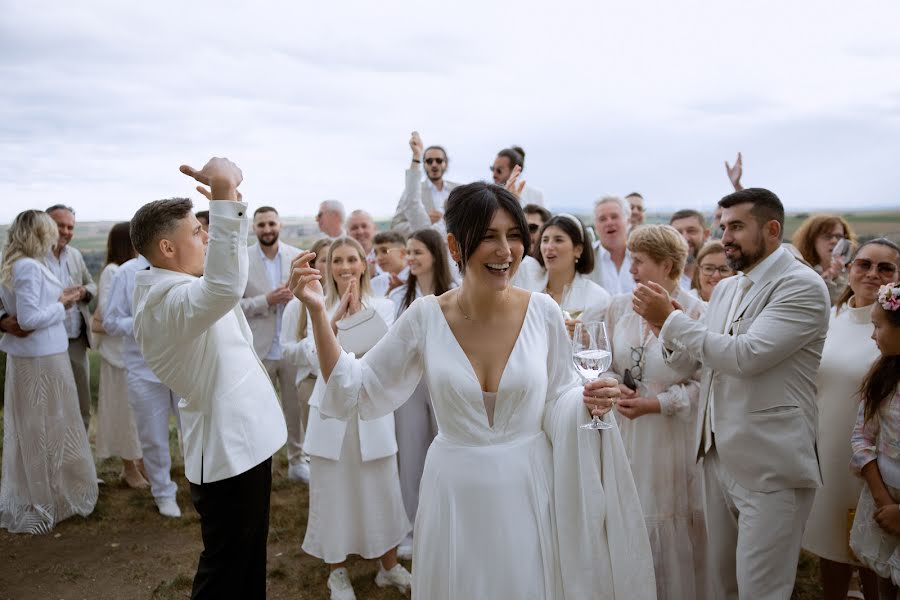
[634,188,829,600]
[130,159,286,600]
[391,131,459,238]
[240,206,305,480]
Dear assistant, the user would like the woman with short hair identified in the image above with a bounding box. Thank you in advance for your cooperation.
[792,214,856,303]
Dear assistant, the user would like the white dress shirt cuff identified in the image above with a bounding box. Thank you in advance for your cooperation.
[658,309,684,353]
[208,200,248,219]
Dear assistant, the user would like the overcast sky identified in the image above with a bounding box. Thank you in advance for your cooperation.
[2,0,900,223]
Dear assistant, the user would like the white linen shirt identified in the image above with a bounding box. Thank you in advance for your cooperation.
[259,244,284,360]
[46,247,82,338]
[591,243,635,295]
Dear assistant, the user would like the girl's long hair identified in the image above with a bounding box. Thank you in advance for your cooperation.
[297,237,336,340]
[400,228,454,313]
[862,302,900,422]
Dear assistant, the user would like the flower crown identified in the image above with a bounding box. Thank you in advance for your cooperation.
[878,284,900,312]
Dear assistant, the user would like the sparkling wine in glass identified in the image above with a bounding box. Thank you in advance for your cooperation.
[573,321,615,430]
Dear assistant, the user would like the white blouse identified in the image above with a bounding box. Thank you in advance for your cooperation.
[0,258,67,357]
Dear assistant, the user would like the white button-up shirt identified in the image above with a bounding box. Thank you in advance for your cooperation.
[591,242,635,295]
[259,244,284,361]
[46,247,82,339]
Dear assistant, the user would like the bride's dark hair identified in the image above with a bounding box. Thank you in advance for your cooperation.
[444,182,531,273]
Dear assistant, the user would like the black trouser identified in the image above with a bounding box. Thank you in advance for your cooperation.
[190,457,272,600]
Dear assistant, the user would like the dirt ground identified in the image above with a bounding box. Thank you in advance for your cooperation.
[0,426,824,600]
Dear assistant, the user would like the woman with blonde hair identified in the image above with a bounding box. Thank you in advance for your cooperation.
[606,224,710,599]
[792,214,856,303]
[297,237,412,599]
[690,241,734,302]
[0,210,98,534]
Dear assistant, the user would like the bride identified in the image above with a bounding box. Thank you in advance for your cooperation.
[290,182,655,599]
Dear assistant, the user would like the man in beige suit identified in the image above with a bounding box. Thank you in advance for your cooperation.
[240,206,305,481]
[391,131,459,237]
[634,188,829,600]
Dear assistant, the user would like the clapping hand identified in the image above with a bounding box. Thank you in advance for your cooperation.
[180,157,243,201]
[288,252,325,311]
[725,152,743,191]
[504,165,526,197]
[632,282,678,330]
[266,284,295,306]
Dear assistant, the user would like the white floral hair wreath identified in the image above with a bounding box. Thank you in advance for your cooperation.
[878,283,900,312]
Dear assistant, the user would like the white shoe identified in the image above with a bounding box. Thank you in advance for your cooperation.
[327,568,356,600]
[155,498,182,518]
[397,533,413,560]
[375,563,412,595]
[287,462,310,484]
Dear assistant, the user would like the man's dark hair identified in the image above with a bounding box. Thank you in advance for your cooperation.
[195,210,210,223]
[46,204,75,215]
[374,231,406,246]
[670,209,706,228]
[497,146,525,170]
[424,145,448,162]
[130,197,194,258]
[254,206,279,217]
[523,204,551,223]
[718,188,784,231]
[625,192,643,200]
[445,182,530,272]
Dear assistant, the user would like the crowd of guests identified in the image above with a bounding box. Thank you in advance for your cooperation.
[0,136,899,600]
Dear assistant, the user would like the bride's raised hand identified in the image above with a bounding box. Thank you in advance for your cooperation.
[289,252,325,311]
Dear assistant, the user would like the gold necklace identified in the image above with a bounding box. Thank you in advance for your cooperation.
[455,289,509,322]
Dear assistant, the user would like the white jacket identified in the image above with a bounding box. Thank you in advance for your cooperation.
[132,201,287,484]
[0,258,68,357]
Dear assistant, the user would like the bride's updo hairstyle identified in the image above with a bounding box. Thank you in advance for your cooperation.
[444,182,531,273]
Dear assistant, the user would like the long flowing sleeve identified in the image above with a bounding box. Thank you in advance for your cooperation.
[319,296,426,421]
[280,298,316,380]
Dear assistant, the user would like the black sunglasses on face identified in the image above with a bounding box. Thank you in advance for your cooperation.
[528,224,541,233]
[425,158,444,165]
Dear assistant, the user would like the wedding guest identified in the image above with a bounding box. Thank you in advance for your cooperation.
[670,209,710,290]
[529,214,610,332]
[849,282,900,597]
[300,237,412,599]
[805,239,899,600]
[317,200,346,239]
[131,159,287,598]
[290,181,654,599]
[347,209,378,273]
[606,224,710,600]
[627,192,646,228]
[690,241,735,302]
[713,152,744,240]
[392,131,459,237]
[523,203,551,252]
[0,210,98,534]
[279,238,333,485]
[240,206,304,480]
[792,214,857,303]
[92,222,146,489]
[636,188,830,599]
[388,228,456,559]
[370,231,409,298]
[491,145,544,206]
[45,204,97,432]
[589,195,635,295]
[195,210,210,232]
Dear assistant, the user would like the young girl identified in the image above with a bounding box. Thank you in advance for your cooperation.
[388,228,455,558]
[850,282,900,598]
[299,237,411,600]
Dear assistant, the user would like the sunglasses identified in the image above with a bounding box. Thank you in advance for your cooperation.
[851,258,898,276]
[425,158,444,165]
[528,223,541,233]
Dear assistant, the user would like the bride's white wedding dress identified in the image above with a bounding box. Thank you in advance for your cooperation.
[321,292,655,599]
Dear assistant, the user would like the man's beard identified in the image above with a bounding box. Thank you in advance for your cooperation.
[258,233,279,247]
[725,232,765,272]
[427,170,444,182]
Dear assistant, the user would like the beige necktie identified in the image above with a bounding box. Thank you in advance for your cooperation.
[703,275,752,453]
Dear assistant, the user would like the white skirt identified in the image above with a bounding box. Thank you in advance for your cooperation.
[302,416,410,563]
[95,358,142,460]
[851,484,900,584]
[0,353,98,534]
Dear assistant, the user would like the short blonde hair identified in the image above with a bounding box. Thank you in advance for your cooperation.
[627,224,688,281]
[1,210,59,285]
[323,237,373,307]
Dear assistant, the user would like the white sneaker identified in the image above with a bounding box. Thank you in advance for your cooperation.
[375,563,412,595]
[287,462,310,484]
[155,498,182,518]
[327,568,356,600]
[397,533,413,560]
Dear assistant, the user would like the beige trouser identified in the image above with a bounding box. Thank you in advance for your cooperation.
[264,358,311,466]
[703,447,816,600]
[67,333,91,432]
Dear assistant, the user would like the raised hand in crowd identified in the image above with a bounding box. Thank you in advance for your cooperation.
[289,252,325,310]
[0,314,31,338]
[266,284,295,306]
[179,157,243,201]
[410,130,424,164]
[725,152,744,191]
[504,164,526,198]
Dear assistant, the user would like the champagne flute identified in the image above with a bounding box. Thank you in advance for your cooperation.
[573,321,615,430]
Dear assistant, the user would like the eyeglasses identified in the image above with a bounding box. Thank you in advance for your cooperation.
[700,264,735,276]
[528,223,541,233]
[851,258,898,276]
[820,233,845,243]
[626,346,643,382]
[425,157,444,165]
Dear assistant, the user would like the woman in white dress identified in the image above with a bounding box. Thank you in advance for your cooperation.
[388,228,455,557]
[527,213,611,329]
[298,237,412,600]
[803,238,900,600]
[0,210,98,534]
[92,221,147,488]
[289,182,655,600]
[606,224,710,600]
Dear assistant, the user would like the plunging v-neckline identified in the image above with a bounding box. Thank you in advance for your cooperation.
[432,293,534,427]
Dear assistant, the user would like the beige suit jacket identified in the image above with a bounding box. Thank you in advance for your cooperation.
[391,168,459,237]
[661,248,829,492]
[240,241,301,358]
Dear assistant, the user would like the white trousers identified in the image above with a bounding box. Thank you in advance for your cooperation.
[264,357,308,466]
[703,447,815,600]
[126,375,181,501]
[394,379,438,526]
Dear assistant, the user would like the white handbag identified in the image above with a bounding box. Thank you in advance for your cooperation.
[335,305,388,357]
